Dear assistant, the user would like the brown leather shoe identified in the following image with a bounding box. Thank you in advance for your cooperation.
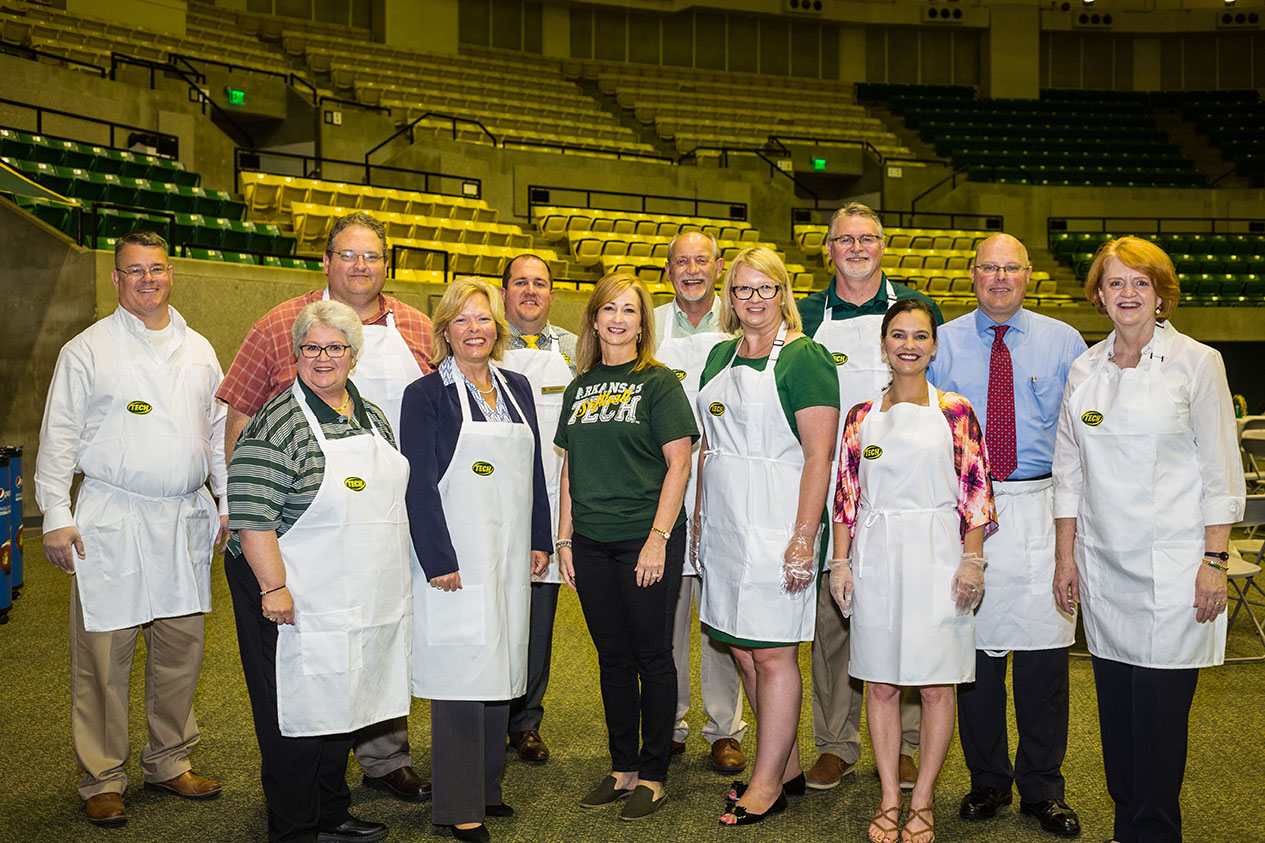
[85,792,127,826]
[508,729,550,764]
[805,752,855,790]
[363,765,431,802]
[899,754,920,790]
[669,740,686,756]
[143,770,222,800]
[710,738,746,773]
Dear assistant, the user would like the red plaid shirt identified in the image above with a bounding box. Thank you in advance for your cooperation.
[217,289,434,416]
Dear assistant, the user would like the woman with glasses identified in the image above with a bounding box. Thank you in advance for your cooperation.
[556,273,698,823]
[694,247,840,826]
[227,300,410,843]
[830,298,997,843]
[400,278,551,843]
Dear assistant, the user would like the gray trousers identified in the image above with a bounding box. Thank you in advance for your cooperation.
[509,582,559,734]
[431,699,508,826]
[812,571,921,762]
[353,716,411,778]
[671,574,748,745]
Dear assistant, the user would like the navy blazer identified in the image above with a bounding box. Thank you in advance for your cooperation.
[400,366,552,579]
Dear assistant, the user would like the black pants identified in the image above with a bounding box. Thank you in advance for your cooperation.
[431,699,508,826]
[226,551,353,843]
[572,531,682,782]
[508,581,559,734]
[957,647,1069,802]
[1091,655,1199,843]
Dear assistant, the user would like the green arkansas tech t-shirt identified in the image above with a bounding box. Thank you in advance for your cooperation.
[554,360,699,542]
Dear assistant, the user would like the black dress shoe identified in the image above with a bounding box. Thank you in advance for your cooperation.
[1021,799,1082,837]
[959,786,1012,821]
[363,766,431,802]
[316,817,388,842]
[445,823,491,842]
[484,803,514,818]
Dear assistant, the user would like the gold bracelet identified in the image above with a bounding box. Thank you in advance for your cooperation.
[1202,558,1228,572]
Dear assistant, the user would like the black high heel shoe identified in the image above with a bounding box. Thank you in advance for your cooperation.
[726,773,806,804]
[720,791,788,826]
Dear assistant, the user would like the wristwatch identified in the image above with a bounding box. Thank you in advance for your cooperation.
[1204,551,1230,561]
[651,527,671,541]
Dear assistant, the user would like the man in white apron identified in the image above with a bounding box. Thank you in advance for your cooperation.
[217,212,433,801]
[653,231,749,774]
[928,234,1086,838]
[36,231,227,826]
[497,254,577,765]
[795,203,941,790]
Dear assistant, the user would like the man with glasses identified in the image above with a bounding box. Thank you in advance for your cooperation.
[497,254,576,765]
[653,230,749,774]
[218,211,434,803]
[928,233,1085,837]
[797,203,940,791]
[37,230,228,826]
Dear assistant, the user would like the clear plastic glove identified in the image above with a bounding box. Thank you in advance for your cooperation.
[689,513,703,576]
[781,522,820,595]
[951,552,987,615]
[828,559,853,618]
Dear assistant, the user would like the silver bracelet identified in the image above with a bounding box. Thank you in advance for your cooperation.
[555,539,573,550]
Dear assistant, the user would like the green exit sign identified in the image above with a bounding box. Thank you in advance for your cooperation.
[226,87,245,105]
[811,157,827,171]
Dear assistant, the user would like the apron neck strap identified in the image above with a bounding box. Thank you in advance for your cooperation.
[322,288,394,328]
[768,322,789,367]
[455,364,526,422]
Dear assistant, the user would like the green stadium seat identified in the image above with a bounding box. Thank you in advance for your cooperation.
[185,247,225,261]
[0,129,31,160]
[14,195,75,235]
[222,251,258,265]
[170,213,207,248]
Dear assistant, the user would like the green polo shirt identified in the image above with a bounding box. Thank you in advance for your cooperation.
[798,275,944,337]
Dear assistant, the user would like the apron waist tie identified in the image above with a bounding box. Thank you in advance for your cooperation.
[857,505,958,580]
[993,476,1054,496]
[81,475,205,504]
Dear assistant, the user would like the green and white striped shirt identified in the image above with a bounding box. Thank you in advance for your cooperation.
[226,378,395,556]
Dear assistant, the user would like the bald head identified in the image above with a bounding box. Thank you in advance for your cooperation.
[971,233,1032,323]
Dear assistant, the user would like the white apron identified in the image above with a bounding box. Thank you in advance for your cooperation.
[812,284,899,565]
[1063,326,1224,669]
[656,321,730,574]
[274,381,413,737]
[323,290,423,436]
[696,325,815,642]
[849,386,975,685]
[74,320,218,632]
[411,368,534,700]
[500,345,572,584]
[976,478,1076,652]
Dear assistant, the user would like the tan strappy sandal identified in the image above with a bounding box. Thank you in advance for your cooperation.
[901,803,935,843]
[867,800,903,843]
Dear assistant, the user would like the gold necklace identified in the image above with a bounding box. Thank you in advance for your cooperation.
[334,391,351,414]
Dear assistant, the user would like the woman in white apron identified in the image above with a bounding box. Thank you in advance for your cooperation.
[227,301,411,843]
[554,273,698,823]
[399,279,551,843]
[1052,237,1243,843]
[830,299,997,843]
[693,248,840,826]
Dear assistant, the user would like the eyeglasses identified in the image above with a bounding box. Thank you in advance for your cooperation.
[330,250,385,264]
[672,255,714,268]
[115,265,170,281]
[731,283,780,300]
[298,343,350,359]
[828,235,882,248]
[974,263,1030,276]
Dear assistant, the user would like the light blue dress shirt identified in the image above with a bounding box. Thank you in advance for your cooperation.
[929,308,1087,480]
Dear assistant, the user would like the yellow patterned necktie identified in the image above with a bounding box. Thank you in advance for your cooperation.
[522,334,540,349]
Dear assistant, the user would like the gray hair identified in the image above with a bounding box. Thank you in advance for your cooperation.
[827,202,885,241]
[291,300,364,360]
[667,229,721,263]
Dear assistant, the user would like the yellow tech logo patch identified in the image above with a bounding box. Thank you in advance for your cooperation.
[863,445,883,460]
[343,477,366,492]
[127,401,152,415]
[707,402,726,416]
[1081,411,1104,427]
[831,352,849,366]
[472,461,495,476]
[672,369,687,382]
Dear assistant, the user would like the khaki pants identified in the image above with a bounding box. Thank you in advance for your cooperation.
[671,574,748,745]
[811,571,921,763]
[70,586,204,799]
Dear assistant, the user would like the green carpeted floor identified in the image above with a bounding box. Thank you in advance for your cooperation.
[1,541,1263,842]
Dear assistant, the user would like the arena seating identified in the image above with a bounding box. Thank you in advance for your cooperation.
[860,84,1206,188]
[1172,90,1265,188]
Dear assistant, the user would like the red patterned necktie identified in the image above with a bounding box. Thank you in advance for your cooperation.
[986,325,1017,481]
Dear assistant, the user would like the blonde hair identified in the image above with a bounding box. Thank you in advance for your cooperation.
[1084,236,1179,320]
[575,272,660,375]
[717,247,803,335]
[292,300,364,359]
[430,277,510,364]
